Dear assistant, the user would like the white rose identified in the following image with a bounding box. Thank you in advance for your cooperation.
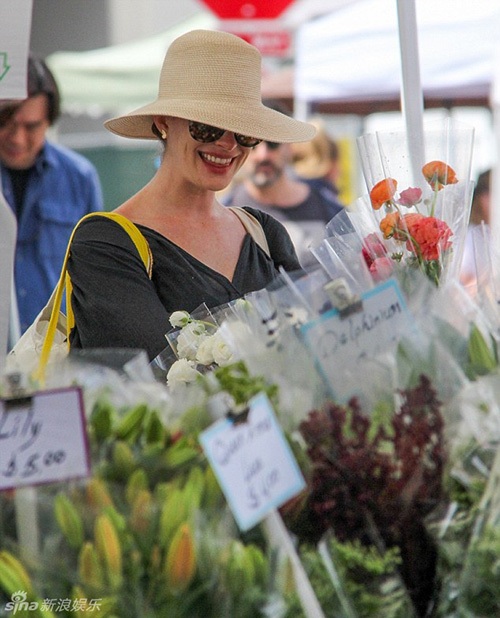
[169,310,191,328]
[211,331,235,367]
[166,358,200,388]
[195,335,216,366]
[176,322,207,360]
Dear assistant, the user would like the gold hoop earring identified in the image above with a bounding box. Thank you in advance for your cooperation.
[160,129,167,140]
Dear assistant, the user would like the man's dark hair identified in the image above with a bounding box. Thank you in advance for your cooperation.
[27,54,61,124]
[0,54,61,127]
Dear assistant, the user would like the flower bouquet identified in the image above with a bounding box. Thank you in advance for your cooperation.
[344,120,475,288]
[0,360,285,618]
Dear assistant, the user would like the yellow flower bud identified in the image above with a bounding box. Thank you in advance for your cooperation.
[78,542,104,591]
[164,522,196,594]
[86,477,114,511]
[94,513,123,590]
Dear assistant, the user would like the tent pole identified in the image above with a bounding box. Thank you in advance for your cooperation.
[396,0,425,183]
[294,97,311,122]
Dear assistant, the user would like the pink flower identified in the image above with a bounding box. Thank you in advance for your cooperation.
[362,233,387,267]
[369,257,394,282]
[397,187,422,207]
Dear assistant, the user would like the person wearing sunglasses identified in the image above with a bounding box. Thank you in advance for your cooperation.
[65,29,316,361]
[223,101,344,268]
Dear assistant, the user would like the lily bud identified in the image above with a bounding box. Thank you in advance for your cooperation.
[164,522,196,594]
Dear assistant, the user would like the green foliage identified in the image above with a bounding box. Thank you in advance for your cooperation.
[284,537,414,618]
[211,361,279,406]
[459,525,500,615]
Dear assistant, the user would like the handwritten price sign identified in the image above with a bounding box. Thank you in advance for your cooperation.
[0,387,90,490]
[301,278,415,402]
[199,393,305,531]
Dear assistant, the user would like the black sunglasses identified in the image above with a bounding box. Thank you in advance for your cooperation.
[264,141,281,150]
[188,121,262,148]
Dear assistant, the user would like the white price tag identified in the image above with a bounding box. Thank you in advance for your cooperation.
[301,278,415,402]
[199,392,305,531]
[0,387,90,490]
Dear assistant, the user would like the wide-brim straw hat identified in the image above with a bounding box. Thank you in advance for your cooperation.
[104,29,316,143]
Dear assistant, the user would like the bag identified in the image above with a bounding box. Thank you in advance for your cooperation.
[229,207,270,257]
[7,208,269,382]
[7,212,152,382]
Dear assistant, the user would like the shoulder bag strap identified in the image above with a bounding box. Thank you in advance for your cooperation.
[228,207,270,257]
[34,212,152,383]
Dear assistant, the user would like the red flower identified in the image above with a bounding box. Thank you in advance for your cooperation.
[405,215,453,260]
[362,233,387,267]
[369,178,397,210]
[422,161,458,190]
[380,212,425,242]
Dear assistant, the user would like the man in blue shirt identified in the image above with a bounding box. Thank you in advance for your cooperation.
[0,55,103,334]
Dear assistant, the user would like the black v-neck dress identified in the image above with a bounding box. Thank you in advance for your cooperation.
[67,206,301,360]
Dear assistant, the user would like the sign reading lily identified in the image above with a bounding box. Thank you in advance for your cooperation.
[366,160,458,285]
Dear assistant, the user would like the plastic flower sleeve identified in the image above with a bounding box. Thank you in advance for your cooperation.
[464,222,500,333]
[214,300,329,430]
[310,231,374,297]
[271,266,334,319]
[357,120,474,196]
[356,120,475,286]
[456,444,500,615]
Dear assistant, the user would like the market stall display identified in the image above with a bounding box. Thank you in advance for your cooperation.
[1,122,499,617]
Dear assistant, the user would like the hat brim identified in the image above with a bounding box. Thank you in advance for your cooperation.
[104,99,316,143]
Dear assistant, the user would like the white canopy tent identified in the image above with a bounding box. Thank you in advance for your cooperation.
[294,0,500,115]
[46,12,217,116]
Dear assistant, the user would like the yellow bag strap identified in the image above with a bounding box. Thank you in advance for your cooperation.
[33,212,152,383]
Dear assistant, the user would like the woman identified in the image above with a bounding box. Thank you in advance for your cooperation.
[67,29,316,360]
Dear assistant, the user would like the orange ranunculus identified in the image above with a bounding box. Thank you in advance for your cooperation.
[405,215,453,260]
[422,161,458,190]
[379,211,401,239]
[369,178,397,210]
[394,212,425,242]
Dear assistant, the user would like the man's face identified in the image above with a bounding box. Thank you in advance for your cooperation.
[0,94,50,170]
[245,141,289,188]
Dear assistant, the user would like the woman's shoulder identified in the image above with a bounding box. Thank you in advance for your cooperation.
[233,205,278,229]
[72,213,156,257]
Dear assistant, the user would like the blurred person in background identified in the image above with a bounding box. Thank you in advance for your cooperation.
[460,168,491,290]
[223,101,343,267]
[0,54,103,335]
[291,117,346,213]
